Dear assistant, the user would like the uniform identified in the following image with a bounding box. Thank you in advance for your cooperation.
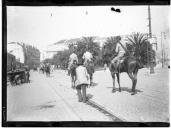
[82,51,93,65]
[111,41,126,73]
[75,65,90,102]
[112,42,125,63]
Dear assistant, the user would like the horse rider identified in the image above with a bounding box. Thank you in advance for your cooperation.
[68,49,78,75]
[111,36,126,73]
[82,50,93,66]
[75,62,90,103]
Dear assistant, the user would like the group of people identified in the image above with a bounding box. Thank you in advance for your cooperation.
[67,49,93,103]
[67,36,126,103]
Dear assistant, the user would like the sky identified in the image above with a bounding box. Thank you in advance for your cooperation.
[7,6,170,52]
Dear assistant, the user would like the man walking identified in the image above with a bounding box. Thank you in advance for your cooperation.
[75,62,90,103]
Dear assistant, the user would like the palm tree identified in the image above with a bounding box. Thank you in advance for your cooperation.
[102,36,118,64]
[126,32,155,65]
[126,33,148,57]
[81,36,100,59]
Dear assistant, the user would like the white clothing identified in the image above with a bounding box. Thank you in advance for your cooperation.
[112,42,126,63]
[68,53,78,70]
[75,66,90,86]
[82,51,93,63]
[69,53,78,63]
[115,42,125,54]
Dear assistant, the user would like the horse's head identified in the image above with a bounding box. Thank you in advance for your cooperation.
[135,56,144,69]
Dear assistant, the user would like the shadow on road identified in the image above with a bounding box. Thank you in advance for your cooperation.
[106,87,143,94]
[87,94,93,100]
[89,82,98,88]
[33,100,56,110]
[86,100,123,121]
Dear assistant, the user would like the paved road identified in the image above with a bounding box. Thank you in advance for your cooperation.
[7,66,169,122]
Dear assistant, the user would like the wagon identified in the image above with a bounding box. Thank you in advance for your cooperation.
[7,69,29,85]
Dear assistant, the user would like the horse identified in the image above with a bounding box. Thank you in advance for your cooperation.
[109,55,143,95]
[45,64,50,77]
[39,66,45,74]
[84,60,95,86]
[69,61,77,88]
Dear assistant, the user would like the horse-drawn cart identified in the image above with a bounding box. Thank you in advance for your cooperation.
[7,69,30,85]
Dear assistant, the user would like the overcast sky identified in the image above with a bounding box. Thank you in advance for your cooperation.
[7,6,170,51]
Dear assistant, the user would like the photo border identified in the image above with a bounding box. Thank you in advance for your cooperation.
[2,0,170,126]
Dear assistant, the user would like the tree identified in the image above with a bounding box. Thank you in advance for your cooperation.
[126,32,156,66]
[82,37,100,57]
[75,37,101,63]
[102,37,118,65]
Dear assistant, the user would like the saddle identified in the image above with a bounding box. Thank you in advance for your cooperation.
[84,60,94,74]
[113,58,124,73]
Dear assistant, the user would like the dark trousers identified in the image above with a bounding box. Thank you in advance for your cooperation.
[76,84,87,103]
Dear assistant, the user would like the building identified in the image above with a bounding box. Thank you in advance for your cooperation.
[7,42,25,63]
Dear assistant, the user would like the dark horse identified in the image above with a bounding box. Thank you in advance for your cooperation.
[70,61,78,88]
[45,64,50,77]
[69,60,95,88]
[109,55,143,95]
[84,60,95,86]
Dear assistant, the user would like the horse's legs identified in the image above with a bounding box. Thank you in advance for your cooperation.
[132,70,138,93]
[111,73,116,93]
[71,76,74,88]
[116,73,121,92]
[90,74,93,86]
[73,76,76,88]
[128,72,137,95]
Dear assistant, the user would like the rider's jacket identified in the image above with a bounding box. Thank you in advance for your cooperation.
[115,41,125,55]
[75,65,90,86]
[69,53,78,64]
[82,51,93,62]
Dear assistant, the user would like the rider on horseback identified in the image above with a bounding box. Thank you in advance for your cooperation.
[111,36,126,73]
[68,48,78,76]
[82,49,93,66]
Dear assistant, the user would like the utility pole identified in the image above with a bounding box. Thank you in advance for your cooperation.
[148,5,154,74]
[161,32,164,68]
[161,32,166,68]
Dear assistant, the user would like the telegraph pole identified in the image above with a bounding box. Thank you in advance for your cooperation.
[161,32,163,67]
[148,5,154,74]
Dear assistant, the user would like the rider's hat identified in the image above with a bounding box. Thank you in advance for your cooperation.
[116,36,121,41]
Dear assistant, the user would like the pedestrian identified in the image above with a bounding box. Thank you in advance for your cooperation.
[75,62,90,103]
[104,63,107,71]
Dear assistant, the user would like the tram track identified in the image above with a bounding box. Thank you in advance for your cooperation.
[45,75,125,121]
[40,70,168,122]
[45,78,84,121]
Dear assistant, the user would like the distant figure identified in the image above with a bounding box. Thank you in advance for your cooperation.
[75,63,90,103]
[104,63,107,71]
[68,49,78,75]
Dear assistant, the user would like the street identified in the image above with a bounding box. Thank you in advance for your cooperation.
[7,66,169,122]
